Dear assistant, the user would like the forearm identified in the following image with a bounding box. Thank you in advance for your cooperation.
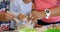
[49,6,60,17]
[40,6,60,18]
[33,6,60,20]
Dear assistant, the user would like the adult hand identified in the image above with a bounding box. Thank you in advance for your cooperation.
[0,12,15,22]
[29,11,46,20]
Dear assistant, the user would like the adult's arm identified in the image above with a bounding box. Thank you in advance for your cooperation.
[30,6,60,20]
[49,6,60,16]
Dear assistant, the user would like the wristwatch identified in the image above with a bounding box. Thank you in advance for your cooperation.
[45,9,51,19]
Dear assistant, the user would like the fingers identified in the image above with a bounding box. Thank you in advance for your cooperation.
[0,12,15,22]
[3,12,15,21]
[5,16,13,21]
[30,11,45,20]
[6,12,14,17]
[6,13,14,18]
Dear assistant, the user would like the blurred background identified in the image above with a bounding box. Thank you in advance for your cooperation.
[0,0,10,9]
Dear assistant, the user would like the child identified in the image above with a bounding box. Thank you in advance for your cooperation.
[10,0,32,16]
[9,0,32,30]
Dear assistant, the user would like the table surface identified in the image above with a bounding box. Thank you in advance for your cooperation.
[3,23,60,32]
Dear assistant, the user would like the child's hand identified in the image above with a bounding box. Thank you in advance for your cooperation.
[18,14,27,19]
[23,0,32,4]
